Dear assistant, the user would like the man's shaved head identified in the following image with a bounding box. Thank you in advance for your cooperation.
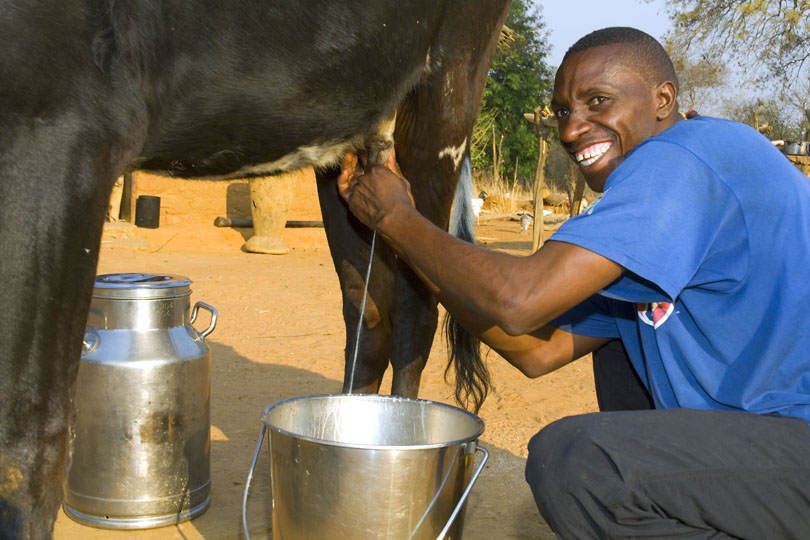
[552,26,683,191]
[562,27,678,91]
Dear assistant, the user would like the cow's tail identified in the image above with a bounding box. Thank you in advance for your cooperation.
[445,152,490,413]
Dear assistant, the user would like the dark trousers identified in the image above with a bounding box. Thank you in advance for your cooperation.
[592,339,654,412]
[524,341,810,539]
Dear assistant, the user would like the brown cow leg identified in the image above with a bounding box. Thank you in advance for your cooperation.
[389,260,437,397]
[316,168,397,394]
[387,0,511,410]
[317,156,442,399]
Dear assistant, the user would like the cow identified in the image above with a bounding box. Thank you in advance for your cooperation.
[0,1,510,537]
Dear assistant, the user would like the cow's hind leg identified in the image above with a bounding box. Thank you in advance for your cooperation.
[0,120,122,538]
[388,259,438,397]
[389,0,510,409]
[316,168,398,394]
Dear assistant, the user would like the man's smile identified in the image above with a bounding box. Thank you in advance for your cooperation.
[575,141,613,167]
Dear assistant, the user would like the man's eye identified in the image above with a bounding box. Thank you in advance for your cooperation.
[590,96,608,106]
[555,108,569,118]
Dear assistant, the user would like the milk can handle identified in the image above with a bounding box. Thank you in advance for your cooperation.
[190,301,217,339]
[435,445,488,540]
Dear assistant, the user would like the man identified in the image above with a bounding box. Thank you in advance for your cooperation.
[338,27,810,539]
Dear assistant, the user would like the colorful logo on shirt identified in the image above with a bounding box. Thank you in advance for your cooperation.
[637,302,674,328]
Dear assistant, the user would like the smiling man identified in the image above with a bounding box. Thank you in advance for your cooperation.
[553,31,682,190]
[338,27,810,538]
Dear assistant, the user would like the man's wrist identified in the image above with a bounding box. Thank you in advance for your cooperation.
[376,204,418,248]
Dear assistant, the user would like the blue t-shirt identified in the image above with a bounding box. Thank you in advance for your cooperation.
[550,116,810,422]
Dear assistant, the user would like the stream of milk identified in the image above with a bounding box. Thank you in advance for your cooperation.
[346,230,377,393]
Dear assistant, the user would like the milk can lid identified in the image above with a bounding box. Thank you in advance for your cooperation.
[92,273,192,299]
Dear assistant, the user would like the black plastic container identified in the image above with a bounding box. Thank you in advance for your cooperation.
[135,195,161,229]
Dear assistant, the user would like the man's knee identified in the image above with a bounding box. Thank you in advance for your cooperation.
[526,413,612,485]
[525,413,625,535]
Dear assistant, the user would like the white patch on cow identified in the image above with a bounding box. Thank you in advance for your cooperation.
[444,72,453,97]
[423,47,433,77]
[438,138,467,171]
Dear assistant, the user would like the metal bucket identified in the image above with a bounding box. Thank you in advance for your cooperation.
[242,394,487,540]
[64,273,217,529]
[783,141,807,155]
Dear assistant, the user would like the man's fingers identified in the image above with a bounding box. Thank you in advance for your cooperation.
[337,152,358,201]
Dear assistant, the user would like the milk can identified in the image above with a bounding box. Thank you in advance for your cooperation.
[64,273,217,529]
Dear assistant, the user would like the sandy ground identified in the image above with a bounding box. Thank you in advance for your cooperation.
[53,181,597,540]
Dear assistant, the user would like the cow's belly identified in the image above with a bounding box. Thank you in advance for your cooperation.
[141,138,359,180]
[137,108,398,179]
[223,139,358,178]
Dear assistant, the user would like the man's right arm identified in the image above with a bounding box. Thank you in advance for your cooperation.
[337,153,621,372]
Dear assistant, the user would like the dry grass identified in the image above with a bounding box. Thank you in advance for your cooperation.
[474,175,533,214]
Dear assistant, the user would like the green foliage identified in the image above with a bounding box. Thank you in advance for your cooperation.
[665,35,727,112]
[471,0,554,185]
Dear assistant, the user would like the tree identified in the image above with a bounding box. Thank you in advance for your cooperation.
[664,35,727,112]
[472,0,554,184]
[653,1,810,121]
[722,96,806,140]
[470,108,496,173]
[782,77,810,134]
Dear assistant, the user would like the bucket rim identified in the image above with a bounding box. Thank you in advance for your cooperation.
[260,393,485,450]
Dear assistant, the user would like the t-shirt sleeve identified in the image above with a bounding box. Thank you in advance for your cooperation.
[550,294,620,338]
[550,140,738,302]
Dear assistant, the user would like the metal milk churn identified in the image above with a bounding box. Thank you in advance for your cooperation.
[64,273,217,529]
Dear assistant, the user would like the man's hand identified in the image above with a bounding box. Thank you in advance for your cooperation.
[337,150,416,232]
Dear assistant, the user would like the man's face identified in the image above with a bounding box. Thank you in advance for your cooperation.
[552,44,665,192]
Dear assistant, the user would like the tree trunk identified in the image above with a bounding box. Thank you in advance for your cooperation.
[492,124,500,185]
[497,134,505,187]
[532,135,548,253]
[569,162,586,217]
[566,182,574,217]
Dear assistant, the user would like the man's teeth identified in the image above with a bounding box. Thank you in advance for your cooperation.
[576,142,612,167]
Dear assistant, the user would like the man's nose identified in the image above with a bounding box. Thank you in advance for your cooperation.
[559,109,592,144]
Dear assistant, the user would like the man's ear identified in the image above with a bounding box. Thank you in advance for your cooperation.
[655,81,678,120]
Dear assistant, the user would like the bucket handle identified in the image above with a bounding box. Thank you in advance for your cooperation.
[242,424,267,540]
[241,425,488,540]
[435,444,488,540]
[190,301,218,339]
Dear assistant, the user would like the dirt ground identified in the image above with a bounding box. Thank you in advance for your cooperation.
[53,180,597,540]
